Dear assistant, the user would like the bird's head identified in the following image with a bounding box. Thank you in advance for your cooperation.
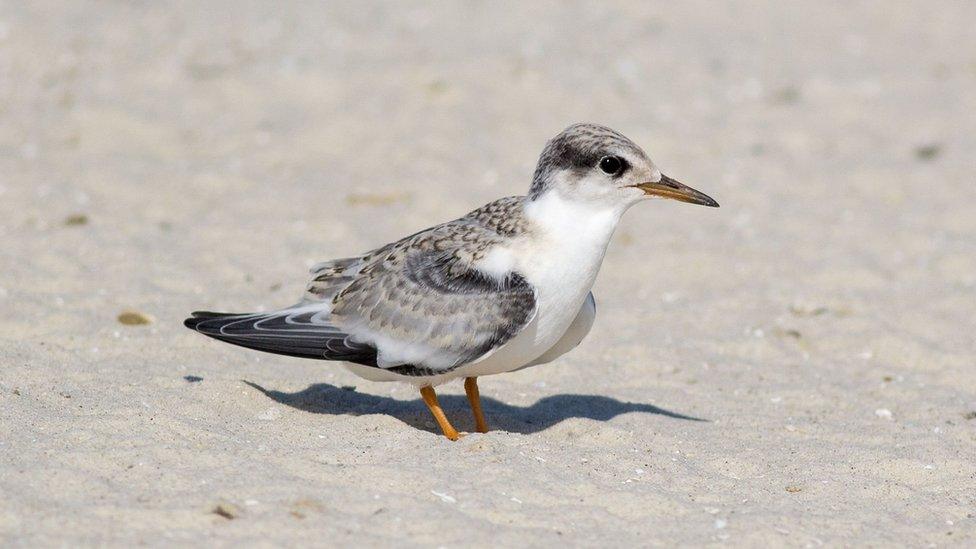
[528,123,719,210]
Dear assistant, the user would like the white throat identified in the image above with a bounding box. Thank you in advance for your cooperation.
[523,189,626,250]
[518,190,623,335]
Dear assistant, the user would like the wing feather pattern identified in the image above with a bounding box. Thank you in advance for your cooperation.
[184,309,378,365]
[185,197,537,376]
[328,218,536,372]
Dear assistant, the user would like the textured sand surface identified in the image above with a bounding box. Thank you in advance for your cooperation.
[2,2,975,546]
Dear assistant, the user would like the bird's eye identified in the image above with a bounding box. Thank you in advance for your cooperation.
[599,156,624,175]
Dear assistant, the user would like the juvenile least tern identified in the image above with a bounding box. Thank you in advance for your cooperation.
[185,123,719,440]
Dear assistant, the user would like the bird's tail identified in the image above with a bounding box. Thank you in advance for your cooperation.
[183,307,378,365]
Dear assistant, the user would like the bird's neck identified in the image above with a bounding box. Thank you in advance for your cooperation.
[516,191,620,335]
[523,190,625,248]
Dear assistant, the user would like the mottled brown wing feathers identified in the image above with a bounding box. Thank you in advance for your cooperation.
[304,197,536,371]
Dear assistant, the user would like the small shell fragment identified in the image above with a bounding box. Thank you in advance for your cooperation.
[117,311,153,325]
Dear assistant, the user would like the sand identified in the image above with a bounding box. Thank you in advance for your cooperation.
[1,2,975,546]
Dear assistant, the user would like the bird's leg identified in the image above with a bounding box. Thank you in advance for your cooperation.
[464,377,489,433]
[420,386,460,441]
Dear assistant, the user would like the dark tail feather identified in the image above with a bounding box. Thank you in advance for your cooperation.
[184,310,242,325]
[183,308,378,365]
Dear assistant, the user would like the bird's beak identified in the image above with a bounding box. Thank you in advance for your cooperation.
[634,174,720,207]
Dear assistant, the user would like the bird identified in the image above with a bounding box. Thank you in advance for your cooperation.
[184,123,719,440]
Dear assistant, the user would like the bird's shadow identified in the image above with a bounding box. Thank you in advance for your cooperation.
[243,380,707,435]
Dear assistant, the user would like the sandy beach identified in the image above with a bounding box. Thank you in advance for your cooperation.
[1,2,975,546]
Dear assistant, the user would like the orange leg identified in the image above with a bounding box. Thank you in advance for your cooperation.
[464,377,489,433]
[420,386,460,441]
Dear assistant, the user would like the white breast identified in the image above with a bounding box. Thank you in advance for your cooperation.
[461,192,623,377]
[524,291,596,368]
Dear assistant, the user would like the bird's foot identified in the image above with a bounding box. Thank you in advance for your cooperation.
[420,385,462,441]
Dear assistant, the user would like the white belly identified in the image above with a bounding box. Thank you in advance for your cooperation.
[459,273,600,377]
[525,291,595,368]
[459,196,620,377]
[345,293,595,385]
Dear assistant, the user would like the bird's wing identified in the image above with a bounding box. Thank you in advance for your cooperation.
[184,308,377,364]
[304,256,367,302]
[187,198,535,375]
[325,219,537,373]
